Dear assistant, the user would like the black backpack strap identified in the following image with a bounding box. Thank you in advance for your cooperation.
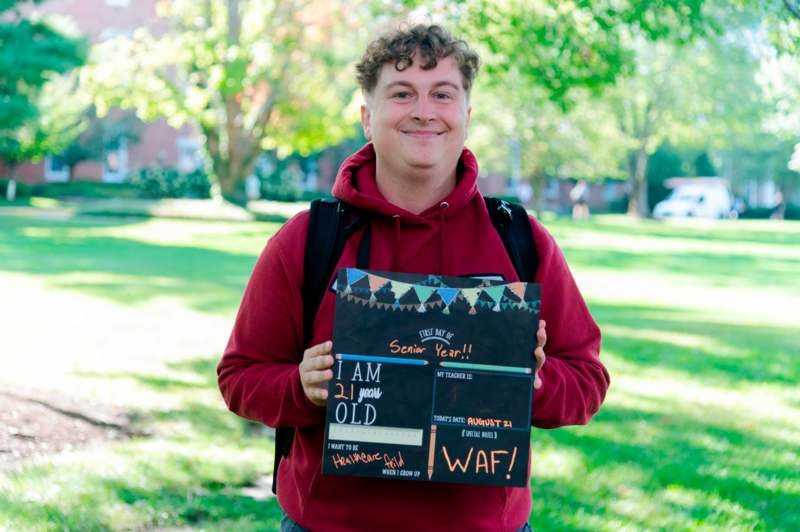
[485,196,539,282]
[272,198,368,494]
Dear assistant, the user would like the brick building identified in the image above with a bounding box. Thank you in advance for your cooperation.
[4,0,200,185]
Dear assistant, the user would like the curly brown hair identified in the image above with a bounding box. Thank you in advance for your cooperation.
[355,24,480,95]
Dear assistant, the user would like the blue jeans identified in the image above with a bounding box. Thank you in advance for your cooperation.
[280,514,533,531]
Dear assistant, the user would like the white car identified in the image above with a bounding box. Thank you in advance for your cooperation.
[653,183,734,220]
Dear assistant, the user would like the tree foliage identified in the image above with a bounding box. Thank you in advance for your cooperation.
[455,0,717,107]
[86,0,368,204]
[605,22,774,216]
[0,0,87,182]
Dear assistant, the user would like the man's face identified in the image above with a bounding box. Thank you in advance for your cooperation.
[361,55,471,181]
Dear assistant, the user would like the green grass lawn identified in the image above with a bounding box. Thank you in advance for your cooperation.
[1,212,798,531]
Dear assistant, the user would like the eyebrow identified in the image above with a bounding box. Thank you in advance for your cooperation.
[383,80,463,92]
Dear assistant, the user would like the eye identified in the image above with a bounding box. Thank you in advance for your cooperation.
[433,92,454,100]
[392,91,412,100]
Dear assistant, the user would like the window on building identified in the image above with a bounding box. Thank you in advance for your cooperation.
[44,155,69,182]
[177,136,204,173]
[102,137,129,183]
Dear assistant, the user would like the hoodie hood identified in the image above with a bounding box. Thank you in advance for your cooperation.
[331,143,480,225]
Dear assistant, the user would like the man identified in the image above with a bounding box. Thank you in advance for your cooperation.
[218,24,609,531]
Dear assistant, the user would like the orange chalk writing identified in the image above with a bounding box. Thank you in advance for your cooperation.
[389,339,426,355]
[334,382,354,400]
[331,451,383,469]
[467,417,512,428]
[435,343,473,360]
[442,445,473,473]
[383,451,405,469]
[440,445,519,477]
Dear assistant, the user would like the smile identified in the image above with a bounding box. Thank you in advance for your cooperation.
[401,130,445,137]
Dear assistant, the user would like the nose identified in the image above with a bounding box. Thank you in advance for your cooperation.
[411,95,435,122]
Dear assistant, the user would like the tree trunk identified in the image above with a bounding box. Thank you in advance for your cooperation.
[6,164,17,202]
[627,147,650,218]
[216,154,260,207]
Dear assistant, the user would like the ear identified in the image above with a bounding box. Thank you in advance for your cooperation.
[465,104,472,139]
[360,103,372,141]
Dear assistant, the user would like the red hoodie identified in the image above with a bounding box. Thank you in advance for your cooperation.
[218,143,609,531]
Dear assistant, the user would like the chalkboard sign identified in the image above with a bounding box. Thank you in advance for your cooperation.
[323,268,541,487]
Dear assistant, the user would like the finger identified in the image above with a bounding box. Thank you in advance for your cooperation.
[305,386,328,405]
[310,386,328,401]
[305,340,333,359]
[537,321,547,347]
[534,347,545,370]
[534,374,542,389]
[303,369,334,386]
[307,354,334,371]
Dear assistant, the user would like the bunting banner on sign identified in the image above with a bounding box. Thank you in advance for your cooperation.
[335,268,540,315]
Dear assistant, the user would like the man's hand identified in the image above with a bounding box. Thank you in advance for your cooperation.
[534,320,546,390]
[300,340,334,407]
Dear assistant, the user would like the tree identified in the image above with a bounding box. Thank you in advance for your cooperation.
[605,19,773,217]
[0,0,87,199]
[455,0,717,108]
[86,0,368,205]
[1,73,92,197]
[469,80,626,211]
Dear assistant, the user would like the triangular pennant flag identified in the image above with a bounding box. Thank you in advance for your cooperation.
[436,287,459,306]
[344,284,352,296]
[508,282,526,301]
[369,293,377,304]
[492,302,501,312]
[417,303,426,313]
[462,288,480,308]
[393,300,401,310]
[391,281,414,300]
[483,285,506,304]
[346,268,368,286]
[331,279,338,291]
[414,285,436,303]
[442,306,450,315]
[468,307,477,315]
[368,274,389,294]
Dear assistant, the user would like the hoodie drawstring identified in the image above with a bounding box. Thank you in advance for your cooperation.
[439,201,449,273]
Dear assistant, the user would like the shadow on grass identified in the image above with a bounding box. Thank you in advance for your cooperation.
[531,402,799,530]
[0,216,265,316]
[170,356,221,388]
[591,302,800,386]
[562,245,800,290]
[0,456,283,531]
[574,217,800,246]
[79,356,267,439]
[73,370,207,391]
[109,481,283,530]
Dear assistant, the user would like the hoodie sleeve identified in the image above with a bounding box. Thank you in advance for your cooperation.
[530,217,609,428]
[217,213,326,428]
